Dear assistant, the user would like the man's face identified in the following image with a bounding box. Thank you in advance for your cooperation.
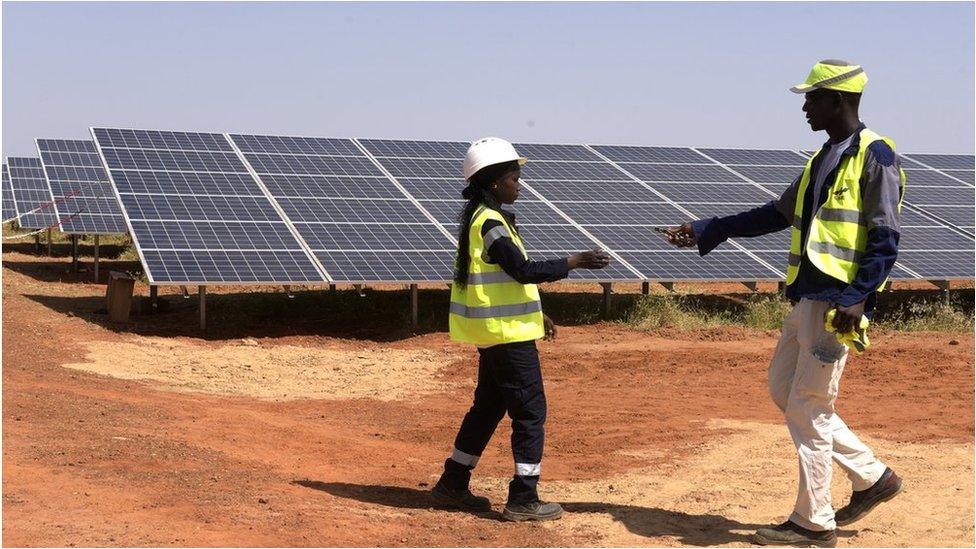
[802,89,839,131]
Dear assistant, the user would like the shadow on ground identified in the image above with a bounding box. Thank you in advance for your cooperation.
[293,480,803,546]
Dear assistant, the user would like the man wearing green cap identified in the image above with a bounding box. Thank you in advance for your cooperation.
[665,59,906,547]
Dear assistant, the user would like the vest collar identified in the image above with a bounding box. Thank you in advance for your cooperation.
[816,122,867,158]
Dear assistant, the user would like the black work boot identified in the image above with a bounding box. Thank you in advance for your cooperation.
[835,467,904,526]
[430,480,491,512]
[501,500,563,522]
[752,520,837,548]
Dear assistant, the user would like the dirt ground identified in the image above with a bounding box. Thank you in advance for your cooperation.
[2,247,974,547]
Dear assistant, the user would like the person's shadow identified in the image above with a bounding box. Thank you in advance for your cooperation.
[293,480,771,546]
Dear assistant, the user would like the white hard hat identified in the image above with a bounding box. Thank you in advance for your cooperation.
[462,137,527,181]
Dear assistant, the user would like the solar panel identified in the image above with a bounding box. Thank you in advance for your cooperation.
[903,153,974,170]
[89,130,973,285]
[732,165,805,185]
[620,163,746,183]
[649,182,776,204]
[36,139,127,234]
[903,169,969,187]
[6,157,57,229]
[1,164,16,222]
[590,145,710,164]
[618,250,781,281]
[905,205,974,228]
[525,179,663,203]
[361,139,644,280]
[92,128,325,284]
[229,133,457,282]
[893,250,974,278]
[904,186,975,206]
[696,148,808,166]
[942,170,974,184]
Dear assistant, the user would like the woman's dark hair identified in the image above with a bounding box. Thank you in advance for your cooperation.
[454,160,520,286]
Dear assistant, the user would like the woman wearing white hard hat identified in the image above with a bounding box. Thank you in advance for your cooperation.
[431,137,611,521]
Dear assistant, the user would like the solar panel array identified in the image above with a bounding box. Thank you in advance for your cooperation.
[91,128,324,284]
[6,157,57,229]
[359,139,642,281]
[86,128,973,285]
[230,134,458,282]
[35,139,127,234]
[1,164,17,222]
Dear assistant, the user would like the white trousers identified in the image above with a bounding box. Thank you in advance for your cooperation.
[768,298,887,531]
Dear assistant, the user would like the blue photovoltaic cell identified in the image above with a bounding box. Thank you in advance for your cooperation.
[231,133,457,282]
[36,139,126,234]
[649,182,775,204]
[555,202,686,225]
[360,139,469,159]
[521,161,631,181]
[373,157,459,178]
[315,251,457,281]
[895,251,975,278]
[590,145,710,164]
[903,169,968,187]
[7,157,57,229]
[618,250,782,280]
[908,205,975,228]
[2,164,16,221]
[696,148,808,166]
[729,165,803,185]
[92,128,323,284]
[526,180,662,203]
[942,170,974,184]
[583,225,678,251]
[232,134,364,156]
[898,227,975,251]
[621,163,746,183]
[517,225,604,251]
[142,250,323,284]
[513,143,602,162]
[903,186,975,206]
[903,153,974,170]
[394,178,465,200]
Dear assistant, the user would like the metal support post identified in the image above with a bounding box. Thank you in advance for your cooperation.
[777,280,786,294]
[199,286,207,331]
[34,233,41,253]
[93,235,100,282]
[149,285,158,313]
[71,235,79,272]
[641,281,650,295]
[410,284,418,329]
[934,280,951,306]
[46,228,52,257]
[329,284,336,293]
[601,283,612,319]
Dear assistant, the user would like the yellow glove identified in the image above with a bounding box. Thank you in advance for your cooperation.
[824,308,871,353]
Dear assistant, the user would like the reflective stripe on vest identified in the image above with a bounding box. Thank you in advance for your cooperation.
[448,205,545,346]
[786,127,906,290]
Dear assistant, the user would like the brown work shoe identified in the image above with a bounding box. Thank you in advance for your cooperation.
[430,481,491,512]
[835,467,903,526]
[752,520,837,548]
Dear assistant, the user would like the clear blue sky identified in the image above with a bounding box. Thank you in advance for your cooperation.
[3,1,974,157]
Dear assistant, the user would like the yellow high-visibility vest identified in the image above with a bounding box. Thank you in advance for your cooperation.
[449,205,545,346]
[786,128,906,289]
